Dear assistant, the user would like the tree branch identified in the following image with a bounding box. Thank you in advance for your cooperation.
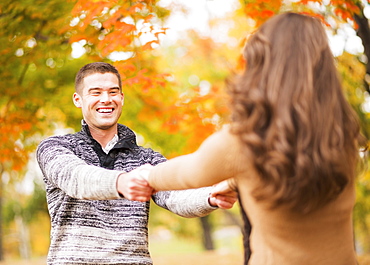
[353,3,370,93]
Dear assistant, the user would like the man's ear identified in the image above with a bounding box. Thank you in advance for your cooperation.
[73,93,82,108]
[121,92,124,106]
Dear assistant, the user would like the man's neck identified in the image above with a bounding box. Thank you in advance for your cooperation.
[89,125,118,148]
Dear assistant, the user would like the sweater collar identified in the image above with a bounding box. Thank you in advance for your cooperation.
[80,120,138,150]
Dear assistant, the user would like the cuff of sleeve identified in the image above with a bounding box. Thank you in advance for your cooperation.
[197,187,219,214]
[112,171,125,199]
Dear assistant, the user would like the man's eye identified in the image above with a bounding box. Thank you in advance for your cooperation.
[91,92,100,95]
[110,91,119,95]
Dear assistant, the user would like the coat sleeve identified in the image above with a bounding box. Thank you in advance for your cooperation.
[36,136,122,200]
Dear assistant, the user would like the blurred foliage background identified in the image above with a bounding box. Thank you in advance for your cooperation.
[1,0,370,263]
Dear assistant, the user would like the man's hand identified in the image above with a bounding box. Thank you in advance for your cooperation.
[209,179,238,209]
[116,166,154,202]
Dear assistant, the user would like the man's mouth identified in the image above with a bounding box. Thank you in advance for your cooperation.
[97,108,114,114]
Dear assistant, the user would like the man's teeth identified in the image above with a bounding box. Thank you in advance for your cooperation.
[97,109,113,113]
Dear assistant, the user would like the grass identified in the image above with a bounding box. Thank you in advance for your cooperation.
[0,251,243,265]
[359,255,370,265]
[149,228,244,264]
[0,227,244,265]
[2,253,370,265]
[1,228,370,265]
[152,251,243,265]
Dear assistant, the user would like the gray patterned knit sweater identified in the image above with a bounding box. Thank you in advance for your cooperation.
[36,123,216,265]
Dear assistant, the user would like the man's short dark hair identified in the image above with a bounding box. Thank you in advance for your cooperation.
[75,62,122,94]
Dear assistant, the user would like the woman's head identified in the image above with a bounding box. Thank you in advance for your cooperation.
[230,12,360,213]
[241,12,334,115]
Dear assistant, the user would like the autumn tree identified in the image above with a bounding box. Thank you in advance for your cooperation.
[0,0,78,259]
[64,1,242,251]
[0,0,173,259]
[2,0,370,259]
[238,0,370,102]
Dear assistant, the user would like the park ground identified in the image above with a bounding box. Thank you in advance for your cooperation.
[0,237,244,265]
[0,252,241,265]
[1,253,370,265]
[1,226,370,265]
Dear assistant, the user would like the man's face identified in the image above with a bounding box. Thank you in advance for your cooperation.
[73,73,124,132]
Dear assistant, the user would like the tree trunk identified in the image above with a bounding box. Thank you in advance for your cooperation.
[354,3,370,93]
[0,165,4,261]
[222,209,243,228]
[15,215,31,259]
[238,198,251,265]
[199,216,214,250]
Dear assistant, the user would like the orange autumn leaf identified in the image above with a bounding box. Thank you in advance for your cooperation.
[129,3,145,13]
[142,40,159,51]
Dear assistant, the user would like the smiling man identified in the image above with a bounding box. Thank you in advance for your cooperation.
[73,68,125,149]
[36,62,237,265]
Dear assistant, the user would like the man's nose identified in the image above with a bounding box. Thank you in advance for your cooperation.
[100,92,112,103]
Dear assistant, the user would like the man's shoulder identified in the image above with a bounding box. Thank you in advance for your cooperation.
[38,131,86,149]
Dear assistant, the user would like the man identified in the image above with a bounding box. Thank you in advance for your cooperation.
[36,62,237,265]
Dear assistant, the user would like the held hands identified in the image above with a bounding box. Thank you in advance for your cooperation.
[208,179,238,209]
[117,164,239,209]
[116,165,154,202]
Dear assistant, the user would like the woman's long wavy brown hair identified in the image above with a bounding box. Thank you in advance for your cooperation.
[229,12,361,214]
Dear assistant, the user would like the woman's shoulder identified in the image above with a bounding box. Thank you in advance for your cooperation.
[214,124,243,149]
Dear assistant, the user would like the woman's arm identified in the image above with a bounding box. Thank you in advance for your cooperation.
[148,126,247,191]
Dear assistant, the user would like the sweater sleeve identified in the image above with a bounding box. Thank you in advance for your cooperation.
[149,150,218,218]
[152,187,217,218]
[36,136,122,200]
[148,125,246,191]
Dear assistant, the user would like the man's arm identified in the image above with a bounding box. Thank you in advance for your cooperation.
[119,163,238,216]
[116,145,238,216]
[152,182,237,218]
[37,136,152,200]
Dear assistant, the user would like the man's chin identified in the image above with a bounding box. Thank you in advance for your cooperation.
[94,120,118,131]
[85,116,120,131]
[98,123,117,130]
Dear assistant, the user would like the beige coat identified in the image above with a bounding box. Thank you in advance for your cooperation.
[148,126,357,265]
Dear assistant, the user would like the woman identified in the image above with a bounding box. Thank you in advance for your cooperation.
[137,12,362,264]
